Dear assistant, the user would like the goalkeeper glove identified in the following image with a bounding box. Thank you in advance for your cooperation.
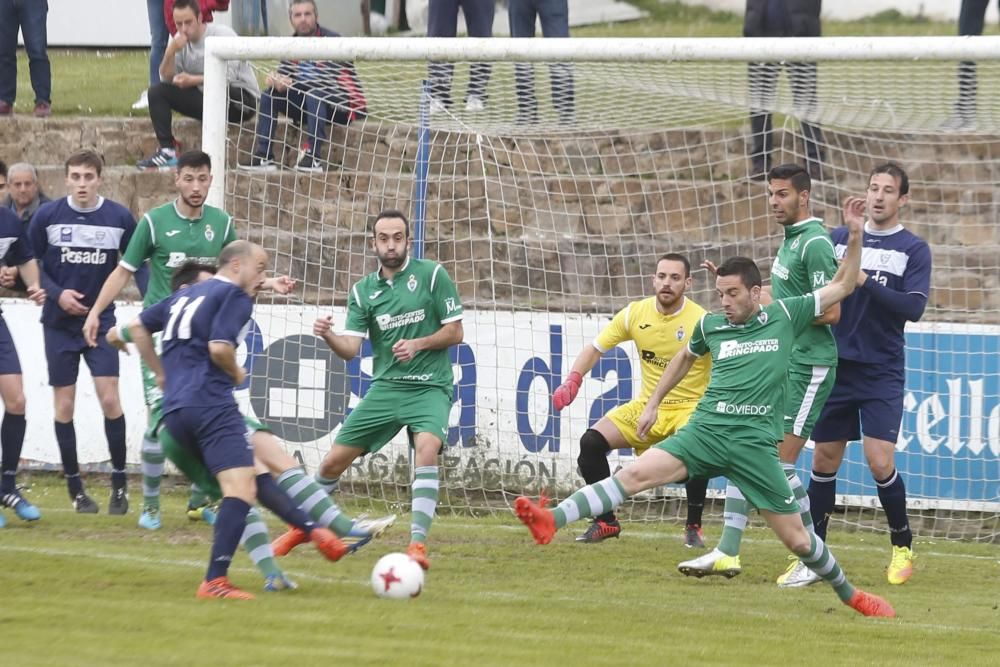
[552,371,583,411]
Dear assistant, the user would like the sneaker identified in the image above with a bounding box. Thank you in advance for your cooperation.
[1,490,41,521]
[239,154,279,172]
[309,527,348,562]
[0,101,12,116]
[263,573,298,592]
[513,495,556,545]
[684,523,706,549]
[271,526,309,557]
[131,89,149,110]
[343,513,397,553]
[108,488,129,516]
[575,518,621,543]
[138,507,162,530]
[294,152,323,173]
[406,542,430,571]
[33,101,51,118]
[73,492,99,514]
[136,148,178,172]
[187,503,217,525]
[465,96,485,112]
[0,511,5,528]
[196,576,255,600]
[677,548,742,579]
[776,557,821,588]
[887,545,915,585]
[845,589,896,618]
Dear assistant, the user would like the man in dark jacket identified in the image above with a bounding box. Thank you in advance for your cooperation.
[744,0,825,181]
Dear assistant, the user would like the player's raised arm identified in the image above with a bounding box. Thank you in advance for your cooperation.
[636,347,697,440]
[552,346,603,411]
[816,197,865,314]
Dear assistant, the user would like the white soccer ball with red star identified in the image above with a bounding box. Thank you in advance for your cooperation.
[371,552,424,599]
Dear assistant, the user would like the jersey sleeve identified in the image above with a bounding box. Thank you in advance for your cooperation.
[120,214,154,272]
[430,264,463,324]
[593,304,631,352]
[776,294,822,337]
[687,315,710,357]
[26,210,48,264]
[118,209,138,253]
[138,297,172,334]
[801,234,838,289]
[223,215,238,246]
[342,283,368,337]
[210,289,253,346]
[903,239,932,297]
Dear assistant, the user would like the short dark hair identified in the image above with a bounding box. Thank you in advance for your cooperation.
[171,260,217,292]
[716,257,762,289]
[870,162,909,196]
[656,252,691,278]
[371,209,410,237]
[65,149,104,176]
[0,160,7,180]
[767,163,811,194]
[172,0,201,18]
[176,150,212,172]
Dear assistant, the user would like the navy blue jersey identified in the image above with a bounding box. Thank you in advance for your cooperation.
[29,197,137,331]
[830,223,931,370]
[0,207,34,268]
[139,276,252,415]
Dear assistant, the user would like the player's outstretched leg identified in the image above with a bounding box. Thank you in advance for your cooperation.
[407,465,439,570]
[680,481,745,577]
[255,473,347,562]
[574,429,621,543]
[775,463,820,587]
[138,430,164,529]
[0,412,40,521]
[684,477,709,548]
[515,477,628,546]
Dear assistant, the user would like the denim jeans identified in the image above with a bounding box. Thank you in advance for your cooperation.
[956,0,997,118]
[0,0,51,105]
[254,85,361,158]
[147,0,168,86]
[507,0,574,120]
[426,0,495,106]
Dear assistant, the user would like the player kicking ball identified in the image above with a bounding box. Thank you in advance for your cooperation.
[514,198,895,618]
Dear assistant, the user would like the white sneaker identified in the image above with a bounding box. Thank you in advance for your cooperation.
[677,547,742,579]
[777,558,821,588]
[132,89,149,110]
[465,96,485,112]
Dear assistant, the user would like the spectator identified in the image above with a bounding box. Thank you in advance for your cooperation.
[0,0,51,117]
[134,1,170,111]
[944,0,995,130]
[508,0,575,125]
[744,0,825,181]
[427,0,494,113]
[242,0,367,172]
[0,160,7,199]
[136,0,259,171]
[4,162,49,226]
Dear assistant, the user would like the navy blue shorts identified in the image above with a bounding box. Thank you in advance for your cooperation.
[44,325,120,387]
[163,404,254,475]
[0,318,21,375]
[811,359,905,444]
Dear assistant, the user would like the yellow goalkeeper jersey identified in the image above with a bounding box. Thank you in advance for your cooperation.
[593,296,711,406]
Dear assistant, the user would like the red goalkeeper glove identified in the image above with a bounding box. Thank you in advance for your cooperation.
[552,371,583,411]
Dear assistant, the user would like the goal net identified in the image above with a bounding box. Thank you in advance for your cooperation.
[203,36,1000,541]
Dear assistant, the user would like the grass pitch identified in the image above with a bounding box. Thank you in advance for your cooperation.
[1,475,997,666]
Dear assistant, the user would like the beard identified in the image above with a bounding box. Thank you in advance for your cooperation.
[379,249,406,269]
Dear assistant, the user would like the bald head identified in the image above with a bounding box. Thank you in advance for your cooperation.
[218,241,269,296]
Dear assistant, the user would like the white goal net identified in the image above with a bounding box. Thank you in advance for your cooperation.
[204,37,1000,541]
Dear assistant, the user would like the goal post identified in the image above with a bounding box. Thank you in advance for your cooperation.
[202,36,1000,540]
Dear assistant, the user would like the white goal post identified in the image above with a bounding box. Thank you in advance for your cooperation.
[201,36,1000,540]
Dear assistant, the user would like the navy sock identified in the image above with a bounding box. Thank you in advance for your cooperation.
[255,473,316,533]
[206,497,252,581]
[876,469,912,548]
[55,420,83,498]
[104,416,127,490]
[684,477,708,526]
[1,412,26,494]
[808,470,837,541]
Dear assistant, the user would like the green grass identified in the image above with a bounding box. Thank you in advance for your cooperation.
[2,475,997,666]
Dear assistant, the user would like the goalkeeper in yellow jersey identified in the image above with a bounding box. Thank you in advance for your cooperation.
[552,253,712,545]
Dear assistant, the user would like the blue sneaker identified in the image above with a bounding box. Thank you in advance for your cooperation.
[138,507,162,530]
[0,511,6,528]
[1,490,41,521]
[263,573,298,592]
[343,513,397,554]
[136,148,178,172]
[187,503,217,525]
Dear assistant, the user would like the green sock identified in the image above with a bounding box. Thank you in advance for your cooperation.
[188,483,209,510]
[140,431,163,512]
[277,466,354,536]
[783,463,814,531]
[799,533,855,602]
[240,508,282,578]
[552,477,627,529]
[718,481,749,557]
[410,466,439,544]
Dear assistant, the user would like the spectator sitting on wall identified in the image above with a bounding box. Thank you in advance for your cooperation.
[4,163,50,226]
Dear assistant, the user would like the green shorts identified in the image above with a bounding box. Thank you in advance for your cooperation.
[656,421,798,514]
[783,362,836,439]
[336,383,452,453]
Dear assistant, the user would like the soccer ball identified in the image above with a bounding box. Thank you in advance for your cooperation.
[371,553,424,599]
